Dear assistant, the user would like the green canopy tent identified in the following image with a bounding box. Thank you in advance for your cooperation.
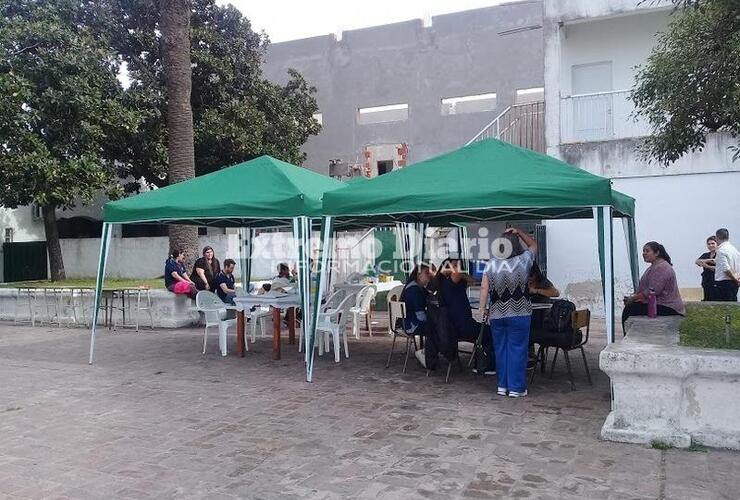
[308,139,638,380]
[88,155,345,380]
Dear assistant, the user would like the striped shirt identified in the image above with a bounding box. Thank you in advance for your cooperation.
[485,249,535,320]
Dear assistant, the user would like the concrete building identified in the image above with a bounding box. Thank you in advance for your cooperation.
[262,0,544,177]
[542,0,740,303]
[0,1,545,282]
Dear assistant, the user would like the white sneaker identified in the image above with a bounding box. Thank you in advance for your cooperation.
[472,368,496,376]
[497,387,507,396]
[414,349,426,368]
[508,390,528,398]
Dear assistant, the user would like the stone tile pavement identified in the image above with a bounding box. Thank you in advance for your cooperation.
[0,320,738,499]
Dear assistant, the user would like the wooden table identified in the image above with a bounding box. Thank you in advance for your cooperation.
[232,294,302,360]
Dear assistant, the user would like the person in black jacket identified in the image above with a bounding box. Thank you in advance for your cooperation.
[400,264,432,368]
[695,236,718,301]
[431,258,495,374]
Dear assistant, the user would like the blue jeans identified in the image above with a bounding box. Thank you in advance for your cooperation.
[491,315,531,393]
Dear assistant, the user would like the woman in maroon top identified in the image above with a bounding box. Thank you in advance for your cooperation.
[622,241,685,333]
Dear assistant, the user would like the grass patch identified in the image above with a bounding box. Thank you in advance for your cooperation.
[650,440,673,450]
[1,278,163,289]
[688,441,708,453]
[679,302,740,350]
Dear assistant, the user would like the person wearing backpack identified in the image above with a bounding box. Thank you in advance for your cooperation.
[479,227,537,398]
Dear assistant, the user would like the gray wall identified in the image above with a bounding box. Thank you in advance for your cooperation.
[263,1,544,174]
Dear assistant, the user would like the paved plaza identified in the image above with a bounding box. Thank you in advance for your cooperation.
[0,320,738,499]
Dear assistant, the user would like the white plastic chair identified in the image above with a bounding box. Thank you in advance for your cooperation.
[249,306,272,342]
[296,289,348,353]
[196,291,237,356]
[14,288,43,326]
[321,289,347,313]
[350,285,377,339]
[386,284,405,336]
[345,272,364,284]
[317,294,355,362]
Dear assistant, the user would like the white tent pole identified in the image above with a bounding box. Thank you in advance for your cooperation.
[308,217,333,381]
[88,222,112,364]
[395,223,409,279]
[623,217,639,291]
[600,207,615,344]
[419,223,429,265]
[303,217,312,351]
[461,225,471,273]
[238,227,254,293]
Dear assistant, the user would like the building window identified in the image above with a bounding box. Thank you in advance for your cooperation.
[441,93,497,115]
[4,228,14,243]
[357,103,408,125]
[516,87,544,104]
[312,112,323,126]
[377,160,394,176]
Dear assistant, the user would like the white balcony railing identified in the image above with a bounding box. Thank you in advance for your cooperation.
[467,101,545,152]
[560,90,652,144]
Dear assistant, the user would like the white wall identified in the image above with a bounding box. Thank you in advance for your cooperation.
[59,233,301,280]
[547,171,740,311]
[545,217,632,316]
[0,207,45,242]
[560,10,669,95]
[561,133,737,178]
[544,2,671,155]
[545,0,672,24]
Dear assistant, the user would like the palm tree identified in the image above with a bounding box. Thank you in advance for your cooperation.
[160,0,198,266]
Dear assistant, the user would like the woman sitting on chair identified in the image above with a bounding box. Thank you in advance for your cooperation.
[529,263,560,303]
[400,264,432,367]
[432,258,495,375]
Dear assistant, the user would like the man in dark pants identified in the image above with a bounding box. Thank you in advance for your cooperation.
[714,228,740,302]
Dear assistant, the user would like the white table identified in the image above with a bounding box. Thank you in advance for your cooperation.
[232,293,302,359]
[334,280,403,294]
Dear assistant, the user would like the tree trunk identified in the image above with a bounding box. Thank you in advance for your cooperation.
[41,205,66,281]
[160,0,198,268]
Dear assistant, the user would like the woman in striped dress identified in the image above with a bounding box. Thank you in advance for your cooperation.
[479,227,537,397]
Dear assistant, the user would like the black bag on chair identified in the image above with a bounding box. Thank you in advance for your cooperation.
[424,291,457,370]
[544,299,576,334]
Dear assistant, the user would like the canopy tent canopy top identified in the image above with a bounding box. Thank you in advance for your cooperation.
[104,155,345,228]
[90,155,344,371]
[322,139,634,228]
[308,139,640,381]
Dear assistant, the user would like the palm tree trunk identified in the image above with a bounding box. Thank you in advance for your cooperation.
[160,0,198,268]
[41,205,66,281]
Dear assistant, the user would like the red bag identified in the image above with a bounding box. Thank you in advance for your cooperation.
[173,281,193,295]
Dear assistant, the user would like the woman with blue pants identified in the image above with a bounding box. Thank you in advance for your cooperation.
[479,227,536,398]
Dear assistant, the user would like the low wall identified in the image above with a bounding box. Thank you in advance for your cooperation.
[56,231,374,282]
[600,316,740,450]
[59,233,294,279]
[0,288,200,328]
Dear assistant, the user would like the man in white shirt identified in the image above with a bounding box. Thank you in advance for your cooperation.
[714,228,740,302]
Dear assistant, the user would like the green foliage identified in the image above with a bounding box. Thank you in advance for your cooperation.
[650,440,673,450]
[679,303,740,350]
[0,0,143,209]
[631,1,740,164]
[688,441,708,452]
[110,0,321,189]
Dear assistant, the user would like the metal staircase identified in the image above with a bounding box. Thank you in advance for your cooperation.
[466,101,545,152]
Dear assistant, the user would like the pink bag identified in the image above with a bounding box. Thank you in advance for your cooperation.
[173,281,193,295]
